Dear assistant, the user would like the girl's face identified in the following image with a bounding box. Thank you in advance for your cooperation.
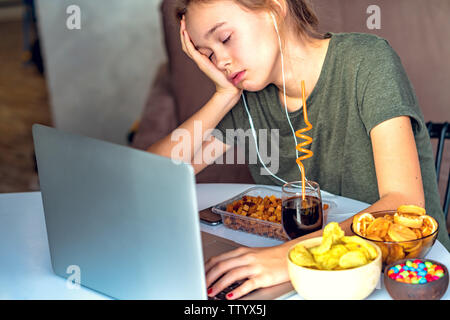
[185,1,280,91]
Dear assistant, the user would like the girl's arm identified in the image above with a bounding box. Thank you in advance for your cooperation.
[147,15,240,170]
[190,135,232,175]
[205,115,424,300]
[369,115,425,209]
[146,91,236,166]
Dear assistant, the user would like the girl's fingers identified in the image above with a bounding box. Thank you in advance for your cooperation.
[180,20,207,62]
[180,16,209,65]
[226,277,261,300]
[177,14,241,93]
[179,18,191,58]
[180,31,190,57]
[207,266,256,298]
[182,29,199,60]
[204,247,249,273]
[205,251,255,288]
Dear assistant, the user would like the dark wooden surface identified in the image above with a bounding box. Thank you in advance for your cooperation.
[0,20,52,193]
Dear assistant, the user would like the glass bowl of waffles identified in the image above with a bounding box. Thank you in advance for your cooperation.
[350,205,439,268]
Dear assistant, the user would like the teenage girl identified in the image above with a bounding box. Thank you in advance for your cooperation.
[147,0,450,299]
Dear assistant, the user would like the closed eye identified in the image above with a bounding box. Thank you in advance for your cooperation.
[208,35,231,61]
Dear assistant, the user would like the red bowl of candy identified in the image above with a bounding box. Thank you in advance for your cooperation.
[384,258,449,300]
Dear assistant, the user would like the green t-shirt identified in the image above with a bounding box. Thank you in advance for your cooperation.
[212,32,450,250]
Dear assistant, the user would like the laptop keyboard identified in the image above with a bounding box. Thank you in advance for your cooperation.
[208,278,260,300]
[208,280,245,300]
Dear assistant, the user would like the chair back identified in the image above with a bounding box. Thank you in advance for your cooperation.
[426,122,450,219]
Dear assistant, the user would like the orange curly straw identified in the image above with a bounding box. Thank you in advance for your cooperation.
[295,80,313,201]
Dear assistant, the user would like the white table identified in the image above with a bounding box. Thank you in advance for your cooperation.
[0,183,449,300]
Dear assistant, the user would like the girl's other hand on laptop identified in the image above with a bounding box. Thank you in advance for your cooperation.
[205,215,355,299]
[204,244,292,299]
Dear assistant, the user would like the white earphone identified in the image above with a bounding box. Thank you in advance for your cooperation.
[241,12,307,185]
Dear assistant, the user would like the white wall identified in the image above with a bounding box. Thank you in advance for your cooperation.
[36,0,166,145]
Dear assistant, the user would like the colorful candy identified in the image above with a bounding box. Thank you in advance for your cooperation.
[387,259,446,284]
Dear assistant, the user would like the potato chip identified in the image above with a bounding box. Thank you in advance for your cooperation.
[322,222,345,243]
[387,223,417,242]
[365,233,383,242]
[365,235,382,241]
[290,244,318,268]
[413,228,422,239]
[366,217,391,238]
[404,245,423,259]
[309,236,333,256]
[341,236,378,260]
[313,244,349,270]
[421,215,438,237]
[376,242,389,263]
[399,239,422,252]
[384,233,394,242]
[313,252,335,270]
[394,212,423,229]
[397,205,426,216]
[338,251,368,269]
[290,223,377,271]
[329,244,349,257]
[352,213,375,236]
[343,242,371,260]
[310,222,343,255]
[386,244,405,265]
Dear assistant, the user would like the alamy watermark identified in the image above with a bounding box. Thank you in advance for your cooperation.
[367,5,381,30]
[65,4,381,31]
[62,3,382,175]
[66,264,81,290]
[66,5,81,30]
[170,121,280,176]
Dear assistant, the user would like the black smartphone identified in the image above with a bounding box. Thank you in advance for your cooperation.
[199,206,222,226]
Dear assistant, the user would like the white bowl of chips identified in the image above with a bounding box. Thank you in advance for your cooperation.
[287,223,382,300]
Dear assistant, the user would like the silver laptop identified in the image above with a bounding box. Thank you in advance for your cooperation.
[32,124,294,300]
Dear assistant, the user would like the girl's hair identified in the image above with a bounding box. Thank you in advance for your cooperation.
[174,0,325,42]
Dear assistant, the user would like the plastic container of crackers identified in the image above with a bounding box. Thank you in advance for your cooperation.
[212,186,336,241]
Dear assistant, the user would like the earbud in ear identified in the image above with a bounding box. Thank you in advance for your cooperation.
[270,12,280,35]
[270,12,277,28]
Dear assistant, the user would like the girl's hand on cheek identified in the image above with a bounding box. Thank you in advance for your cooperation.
[180,16,242,99]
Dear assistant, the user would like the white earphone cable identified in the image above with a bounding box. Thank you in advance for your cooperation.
[241,13,308,185]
